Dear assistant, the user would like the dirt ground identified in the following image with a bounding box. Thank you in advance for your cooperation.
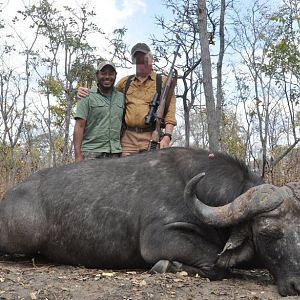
[0,256,299,300]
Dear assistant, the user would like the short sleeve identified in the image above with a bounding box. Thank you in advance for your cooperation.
[116,76,130,93]
[74,97,89,120]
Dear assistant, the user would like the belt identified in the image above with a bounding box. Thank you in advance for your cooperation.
[126,126,153,133]
[96,153,121,158]
[83,152,121,159]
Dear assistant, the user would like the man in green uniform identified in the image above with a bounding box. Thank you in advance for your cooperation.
[73,61,124,162]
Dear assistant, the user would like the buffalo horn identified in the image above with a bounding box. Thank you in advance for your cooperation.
[184,173,285,227]
[285,182,300,206]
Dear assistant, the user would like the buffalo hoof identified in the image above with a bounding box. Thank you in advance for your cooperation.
[150,260,183,274]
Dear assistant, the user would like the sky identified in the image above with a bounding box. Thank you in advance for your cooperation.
[2,0,169,47]
[1,0,172,79]
[68,0,168,45]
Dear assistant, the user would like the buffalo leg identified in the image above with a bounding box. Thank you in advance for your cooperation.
[150,260,183,273]
[141,224,226,280]
[150,260,204,275]
[150,259,225,279]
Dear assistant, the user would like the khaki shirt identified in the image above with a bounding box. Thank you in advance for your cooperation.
[74,88,124,153]
[116,71,177,128]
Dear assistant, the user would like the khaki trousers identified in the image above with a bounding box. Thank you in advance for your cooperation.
[121,130,152,157]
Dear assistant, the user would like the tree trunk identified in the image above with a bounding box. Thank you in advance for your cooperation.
[62,94,73,164]
[198,0,219,151]
[184,108,190,147]
[216,0,226,148]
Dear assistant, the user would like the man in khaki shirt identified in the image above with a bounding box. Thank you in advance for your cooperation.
[78,43,177,156]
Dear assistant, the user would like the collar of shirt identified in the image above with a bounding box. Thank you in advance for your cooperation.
[95,87,117,97]
[133,70,156,82]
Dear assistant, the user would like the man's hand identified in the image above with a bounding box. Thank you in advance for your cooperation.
[160,135,171,149]
[160,124,174,149]
[77,87,89,98]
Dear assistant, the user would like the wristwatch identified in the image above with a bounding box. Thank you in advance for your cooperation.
[163,133,172,141]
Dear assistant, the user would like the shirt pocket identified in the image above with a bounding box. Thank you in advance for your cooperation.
[115,101,124,109]
[114,101,125,120]
[89,101,107,119]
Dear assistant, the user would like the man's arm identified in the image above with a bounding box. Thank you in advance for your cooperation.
[116,76,128,93]
[73,118,86,162]
[160,123,174,149]
[160,88,176,149]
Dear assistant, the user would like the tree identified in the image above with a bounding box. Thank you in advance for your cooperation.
[17,0,102,164]
[230,0,277,176]
[152,0,203,147]
[230,0,299,177]
[197,0,227,151]
[0,12,39,185]
[263,0,300,171]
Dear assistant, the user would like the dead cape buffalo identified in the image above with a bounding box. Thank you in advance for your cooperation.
[0,147,299,296]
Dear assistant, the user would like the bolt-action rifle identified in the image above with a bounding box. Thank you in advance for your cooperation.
[147,44,180,151]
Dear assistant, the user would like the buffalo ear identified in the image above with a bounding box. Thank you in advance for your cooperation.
[216,224,255,268]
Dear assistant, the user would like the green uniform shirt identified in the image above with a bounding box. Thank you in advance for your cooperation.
[75,88,124,153]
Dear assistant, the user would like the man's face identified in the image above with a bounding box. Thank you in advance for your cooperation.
[96,66,116,90]
[133,52,152,76]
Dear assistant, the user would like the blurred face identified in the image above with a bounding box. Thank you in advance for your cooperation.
[132,52,152,77]
[96,65,116,91]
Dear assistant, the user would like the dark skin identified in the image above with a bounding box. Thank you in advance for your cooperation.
[73,66,117,162]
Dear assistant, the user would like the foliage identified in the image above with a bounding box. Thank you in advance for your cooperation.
[0,143,41,187]
[0,0,299,194]
[264,14,300,80]
[220,111,247,159]
[265,147,300,185]
[14,0,103,163]
[41,75,64,97]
